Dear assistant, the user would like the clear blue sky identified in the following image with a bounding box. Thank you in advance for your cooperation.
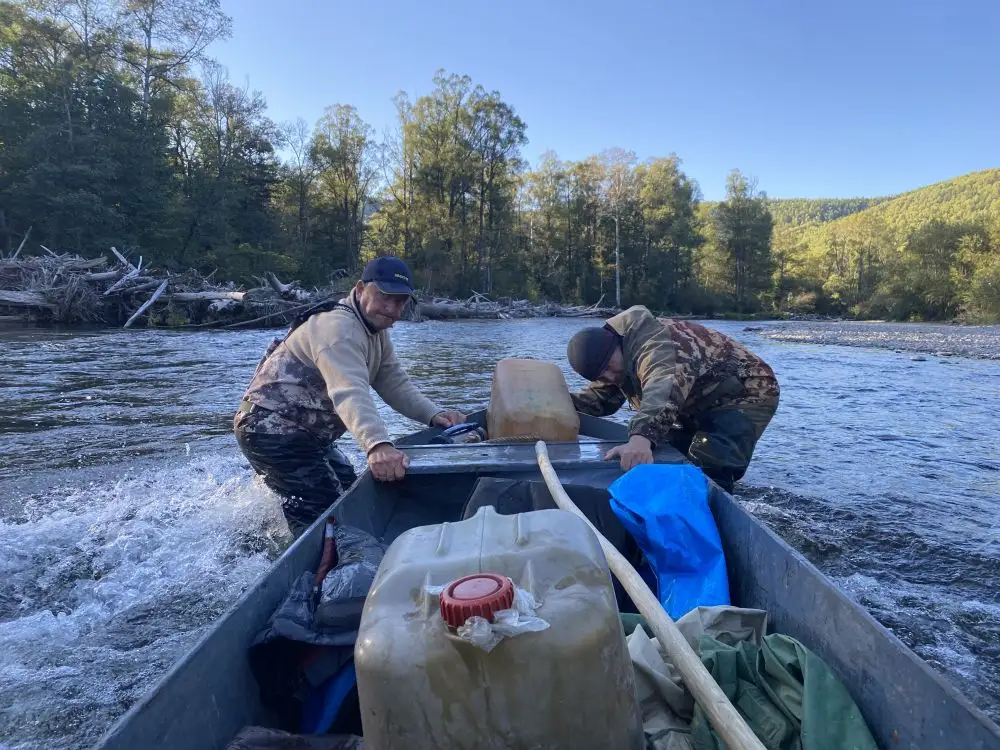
[208,0,999,201]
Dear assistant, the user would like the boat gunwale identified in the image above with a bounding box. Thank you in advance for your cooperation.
[709,484,1000,747]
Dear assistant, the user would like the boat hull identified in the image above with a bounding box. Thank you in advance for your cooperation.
[92,411,1000,750]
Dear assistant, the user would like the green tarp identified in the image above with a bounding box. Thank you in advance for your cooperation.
[622,607,878,750]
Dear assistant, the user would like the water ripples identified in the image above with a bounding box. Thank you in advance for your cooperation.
[1,317,998,747]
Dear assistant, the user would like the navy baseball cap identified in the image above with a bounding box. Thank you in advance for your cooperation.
[361,256,415,296]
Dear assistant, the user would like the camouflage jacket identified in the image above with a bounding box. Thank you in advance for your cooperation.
[239,289,442,452]
[570,306,779,446]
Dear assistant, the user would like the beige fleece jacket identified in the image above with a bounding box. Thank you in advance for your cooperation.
[244,289,442,452]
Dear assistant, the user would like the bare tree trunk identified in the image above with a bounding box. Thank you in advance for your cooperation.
[614,213,621,309]
[342,195,351,270]
[402,144,411,254]
[297,180,307,249]
[63,82,74,151]
[142,24,153,121]
[477,172,487,288]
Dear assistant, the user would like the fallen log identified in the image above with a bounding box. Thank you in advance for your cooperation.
[121,278,169,293]
[103,266,141,295]
[124,279,169,328]
[209,298,240,312]
[263,271,312,302]
[0,289,55,309]
[166,290,246,302]
[9,227,31,261]
[415,301,506,320]
[414,292,618,321]
[63,258,108,271]
[110,246,136,272]
[84,269,124,282]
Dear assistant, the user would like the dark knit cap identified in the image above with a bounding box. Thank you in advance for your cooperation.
[567,325,619,381]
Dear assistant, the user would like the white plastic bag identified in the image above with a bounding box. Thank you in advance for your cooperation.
[424,581,550,653]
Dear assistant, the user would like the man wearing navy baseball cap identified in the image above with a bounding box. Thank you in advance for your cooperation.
[361,255,416,296]
[234,255,466,536]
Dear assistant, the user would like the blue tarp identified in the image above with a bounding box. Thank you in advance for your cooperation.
[608,463,730,620]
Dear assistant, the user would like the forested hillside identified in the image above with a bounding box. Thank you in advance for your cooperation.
[699,197,892,228]
[1,0,998,322]
[774,169,1000,321]
[767,198,892,226]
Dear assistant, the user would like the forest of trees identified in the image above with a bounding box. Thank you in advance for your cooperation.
[765,198,893,227]
[770,169,1000,322]
[2,0,999,322]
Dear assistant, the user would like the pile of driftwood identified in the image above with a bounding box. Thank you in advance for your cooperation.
[412,292,617,321]
[0,234,617,328]
[0,239,339,328]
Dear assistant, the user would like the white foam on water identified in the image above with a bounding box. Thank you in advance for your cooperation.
[0,450,287,750]
[833,571,1000,712]
[922,642,979,682]
[835,572,883,598]
[737,498,797,521]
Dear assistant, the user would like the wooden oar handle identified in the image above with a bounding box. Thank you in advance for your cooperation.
[534,441,766,750]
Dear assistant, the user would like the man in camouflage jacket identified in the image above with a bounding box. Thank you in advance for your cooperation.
[566,306,779,492]
[234,257,466,536]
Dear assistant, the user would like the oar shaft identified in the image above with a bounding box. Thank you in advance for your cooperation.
[534,441,765,750]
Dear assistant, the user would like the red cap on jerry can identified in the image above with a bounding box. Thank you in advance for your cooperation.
[439,573,515,628]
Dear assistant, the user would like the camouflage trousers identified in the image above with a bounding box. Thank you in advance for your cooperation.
[668,397,779,493]
[234,406,358,537]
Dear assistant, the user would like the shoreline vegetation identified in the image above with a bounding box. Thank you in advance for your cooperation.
[0,241,989,329]
[2,3,999,328]
[0,244,626,327]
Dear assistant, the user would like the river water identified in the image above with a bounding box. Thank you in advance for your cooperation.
[1,317,998,749]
